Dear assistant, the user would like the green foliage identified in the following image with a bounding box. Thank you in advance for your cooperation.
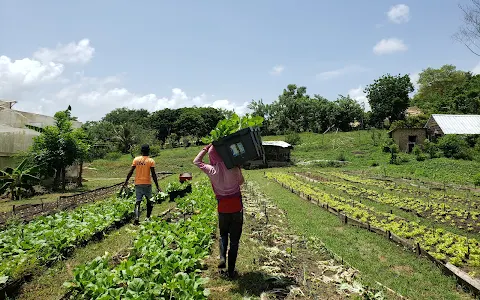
[284,131,302,145]
[389,114,429,131]
[0,193,135,285]
[31,108,90,190]
[65,181,215,299]
[437,135,472,160]
[412,145,427,161]
[473,173,480,187]
[0,158,41,200]
[201,113,264,144]
[412,65,470,114]
[364,74,414,126]
[105,152,122,161]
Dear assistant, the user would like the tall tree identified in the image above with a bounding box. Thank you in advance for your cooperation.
[103,108,150,127]
[412,65,469,113]
[364,74,414,127]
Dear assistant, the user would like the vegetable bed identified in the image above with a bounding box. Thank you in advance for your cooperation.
[0,185,138,294]
[64,180,216,299]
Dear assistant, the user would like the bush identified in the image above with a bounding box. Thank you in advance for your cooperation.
[473,173,480,187]
[370,160,379,167]
[412,145,426,161]
[285,132,302,145]
[423,139,440,158]
[105,152,122,161]
[336,152,347,162]
[437,135,472,160]
[131,145,161,157]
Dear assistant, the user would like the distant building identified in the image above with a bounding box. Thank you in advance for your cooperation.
[0,100,82,157]
[244,141,293,169]
[425,114,480,138]
[0,100,82,177]
[388,127,427,153]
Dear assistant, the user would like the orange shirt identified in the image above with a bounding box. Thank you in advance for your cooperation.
[132,156,155,185]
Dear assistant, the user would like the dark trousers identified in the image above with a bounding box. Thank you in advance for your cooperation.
[135,185,153,220]
[218,211,243,273]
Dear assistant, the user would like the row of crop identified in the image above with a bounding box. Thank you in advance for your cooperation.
[266,172,480,273]
[0,184,141,294]
[300,173,480,233]
[63,180,216,299]
[325,171,480,209]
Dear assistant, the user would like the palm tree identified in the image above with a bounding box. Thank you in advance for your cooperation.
[0,158,41,200]
[114,123,137,154]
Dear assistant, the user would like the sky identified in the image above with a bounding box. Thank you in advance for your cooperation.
[0,0,479,122]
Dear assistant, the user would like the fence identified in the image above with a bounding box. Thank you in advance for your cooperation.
[271,173,480,297]
[0,172,173,227]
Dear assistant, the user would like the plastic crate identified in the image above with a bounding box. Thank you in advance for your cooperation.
[212,126,265,169]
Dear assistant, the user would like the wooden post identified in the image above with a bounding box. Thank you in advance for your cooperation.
[416,243,421,256]
[12,205,15,215]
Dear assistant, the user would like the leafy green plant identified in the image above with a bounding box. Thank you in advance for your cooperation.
[65,181,216,299]
[0,158,41,200]
[473,173,480,187]
[201,113,264,144]
[438,135,472,160]
[285,131,302,145]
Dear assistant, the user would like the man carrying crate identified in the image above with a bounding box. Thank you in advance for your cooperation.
[123,144,162,225]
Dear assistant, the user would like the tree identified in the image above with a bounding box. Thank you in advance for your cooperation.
[114,123,138,154]
[269,84,310,134]
[103,108,150,127]
[412,65,469,113]
[334,95,364,131]
[174,108,206,138]
[149,109,180,141]
[31,109,89,191]
[364,74,414,127]
[456,0,480,56]
[0,158,41,200]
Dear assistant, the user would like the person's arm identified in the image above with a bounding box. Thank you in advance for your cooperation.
[238,168,245,185]
[124,166,135,186]
[193,144,215,175]
[150,167,161,192]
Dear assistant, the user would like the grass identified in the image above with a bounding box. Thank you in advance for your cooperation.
[247,170,474,300]
[264,130,480,186]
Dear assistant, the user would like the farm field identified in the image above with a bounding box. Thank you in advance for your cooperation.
[2,131,480,299]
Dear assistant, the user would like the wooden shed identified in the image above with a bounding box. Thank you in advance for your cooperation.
[243,141,293,169]
[388,128,427,153]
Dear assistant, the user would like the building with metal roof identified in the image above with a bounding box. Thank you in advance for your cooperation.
[425,114,480,136]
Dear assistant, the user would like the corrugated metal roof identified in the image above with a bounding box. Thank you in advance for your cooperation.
[262,141,293,148]
[429,114,480,134]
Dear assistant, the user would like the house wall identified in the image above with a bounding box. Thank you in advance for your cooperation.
[0,130,41,156]
[264,146,291,162]
[391,129,427,152]
[425,118,443,137]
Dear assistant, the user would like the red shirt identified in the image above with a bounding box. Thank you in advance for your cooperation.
[217,193,243,213]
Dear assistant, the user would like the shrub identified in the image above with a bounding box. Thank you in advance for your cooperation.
[370,161,379,167]
[336,152,347,162]
[285,132,301,145]
[437,135,472,160]
[412,145,426,161]
[473,173,480,187]
[423,139,440,158]
[105,152,122,161]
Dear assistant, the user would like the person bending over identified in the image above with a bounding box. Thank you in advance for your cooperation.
[123,144,161,225]
[193,144,244,278]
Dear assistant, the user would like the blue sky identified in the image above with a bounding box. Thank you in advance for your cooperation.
[0,0,478,121]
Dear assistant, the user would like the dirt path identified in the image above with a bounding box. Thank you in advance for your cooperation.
[204,181,378,299]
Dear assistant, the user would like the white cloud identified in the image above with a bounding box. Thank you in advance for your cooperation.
[316,65,368,80]
[0,55,64,98]
[373,38,408,55]
[1,39,256,121]
[348,85,370,111]
[270,65,284,76]
[387,4,410,24]
[409,71,420,92]
[33,39,94,64]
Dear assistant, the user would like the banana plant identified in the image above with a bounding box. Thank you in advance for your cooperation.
[0,158,41,200]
